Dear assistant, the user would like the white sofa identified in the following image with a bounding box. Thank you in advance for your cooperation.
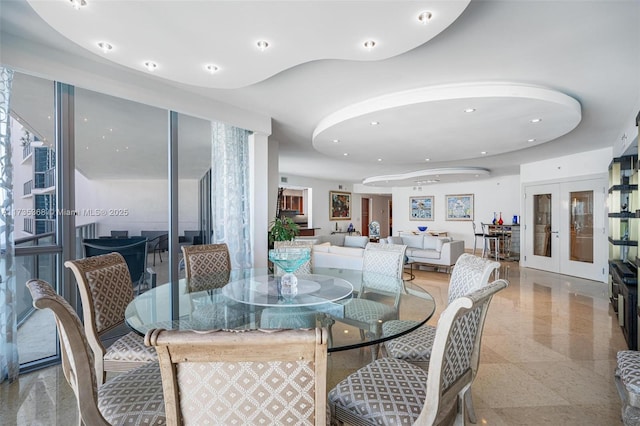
[388,234,465,271]
[296,234,369,270]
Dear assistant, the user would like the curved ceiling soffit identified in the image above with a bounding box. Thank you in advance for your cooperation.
[362,167,491,187]
[312,82,582,165]
[26,1,471,89]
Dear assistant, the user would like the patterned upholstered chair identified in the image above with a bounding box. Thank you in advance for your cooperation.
[64,253,158,384]
[382,253,500,423]
[146,327,328,425]
[325,243,407,360]
[181,243,242,329]
[329,279,508,426]
[616,350,640,425]
[182,243,232,292]
[25,279,165,425]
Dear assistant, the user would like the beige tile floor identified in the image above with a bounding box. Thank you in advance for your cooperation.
[0,261,628,425]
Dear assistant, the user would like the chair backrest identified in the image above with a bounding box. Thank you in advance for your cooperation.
[25,279,110,425]
[273,240,314,274]
[417,279,508,425]
[146,327,328,426]
[64,252,134,378]
[182,243,231,292]
[362,242,407,279]
[155,234,169,251]
[183,230,203,245]
[82,236,148,287]
[447,253,500,303]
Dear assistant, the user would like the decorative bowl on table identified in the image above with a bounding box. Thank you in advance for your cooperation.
[268,247,311,296]
[417,226,428,232]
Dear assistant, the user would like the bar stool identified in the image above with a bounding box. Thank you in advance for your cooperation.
[479,223,500,261]
[472,222,484,255]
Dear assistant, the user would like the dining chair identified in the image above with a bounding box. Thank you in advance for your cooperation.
[324,242,407,361]
[329,279,508,426]
[181,243,245,329]
[181,243,231,292]
[151,233,169,266]
[82,236,156,294]
[381,253,500,423]
[64,252,158,384]
[25,279,165,425]
[146,327,328,426]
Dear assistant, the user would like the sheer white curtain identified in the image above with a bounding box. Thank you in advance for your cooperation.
[0,67,17,382]
[210,122,252,268]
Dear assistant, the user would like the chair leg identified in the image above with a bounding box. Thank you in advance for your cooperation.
[465,389,478,424]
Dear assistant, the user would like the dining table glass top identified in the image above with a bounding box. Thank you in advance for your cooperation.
[125,267,435,352]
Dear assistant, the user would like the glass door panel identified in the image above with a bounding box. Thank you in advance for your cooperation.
[569,190,594,263]
[533,193,552,257]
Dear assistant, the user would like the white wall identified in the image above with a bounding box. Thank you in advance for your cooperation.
[74,178,199,237]
[391,175,520,250]
[521,147,612,184]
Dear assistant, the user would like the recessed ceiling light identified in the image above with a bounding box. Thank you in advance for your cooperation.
[464,108,476,113]
[97,41,113,53]
[370,121,379,126]
[363,40,376,50]
[481,151,487,155]
[425,158,430,162]
[417,11,433,24]
[527,138,536,142]
[530,118,542,123]
[69,0,86,9]
[377,158,382,162]
[205,64,220,74]
[332,139,340,143]
[343,153,349,156]
[256,40,270,51]
[144,61,158,72]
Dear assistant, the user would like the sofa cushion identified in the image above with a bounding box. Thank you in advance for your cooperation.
[401,235,424,249]
[323,234,346,246]
[312,243,331,253]
[329,245,365,257]
[407,248,441,260]
[387,236,403,245]
[423,235,439,250]
[344,235,369,248]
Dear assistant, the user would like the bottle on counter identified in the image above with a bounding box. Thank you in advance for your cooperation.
[498,212,504,225]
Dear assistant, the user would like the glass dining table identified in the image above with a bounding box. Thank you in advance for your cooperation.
[125,267,436,353]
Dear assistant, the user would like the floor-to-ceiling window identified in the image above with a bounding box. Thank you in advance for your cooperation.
[8,73,62,374]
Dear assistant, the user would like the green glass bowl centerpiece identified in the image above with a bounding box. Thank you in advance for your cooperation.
[268,247,311,295]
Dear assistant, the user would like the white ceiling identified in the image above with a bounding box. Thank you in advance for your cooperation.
[2,1,639,186]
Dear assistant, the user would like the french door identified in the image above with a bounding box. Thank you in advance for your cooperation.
[523,178,607,282]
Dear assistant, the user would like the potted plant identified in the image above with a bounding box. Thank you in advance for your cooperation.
[268,216,300,247]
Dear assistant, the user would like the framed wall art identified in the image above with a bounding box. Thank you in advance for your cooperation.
[410,196,434,221]
[445,194,474,221]
[329,191,351,220]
